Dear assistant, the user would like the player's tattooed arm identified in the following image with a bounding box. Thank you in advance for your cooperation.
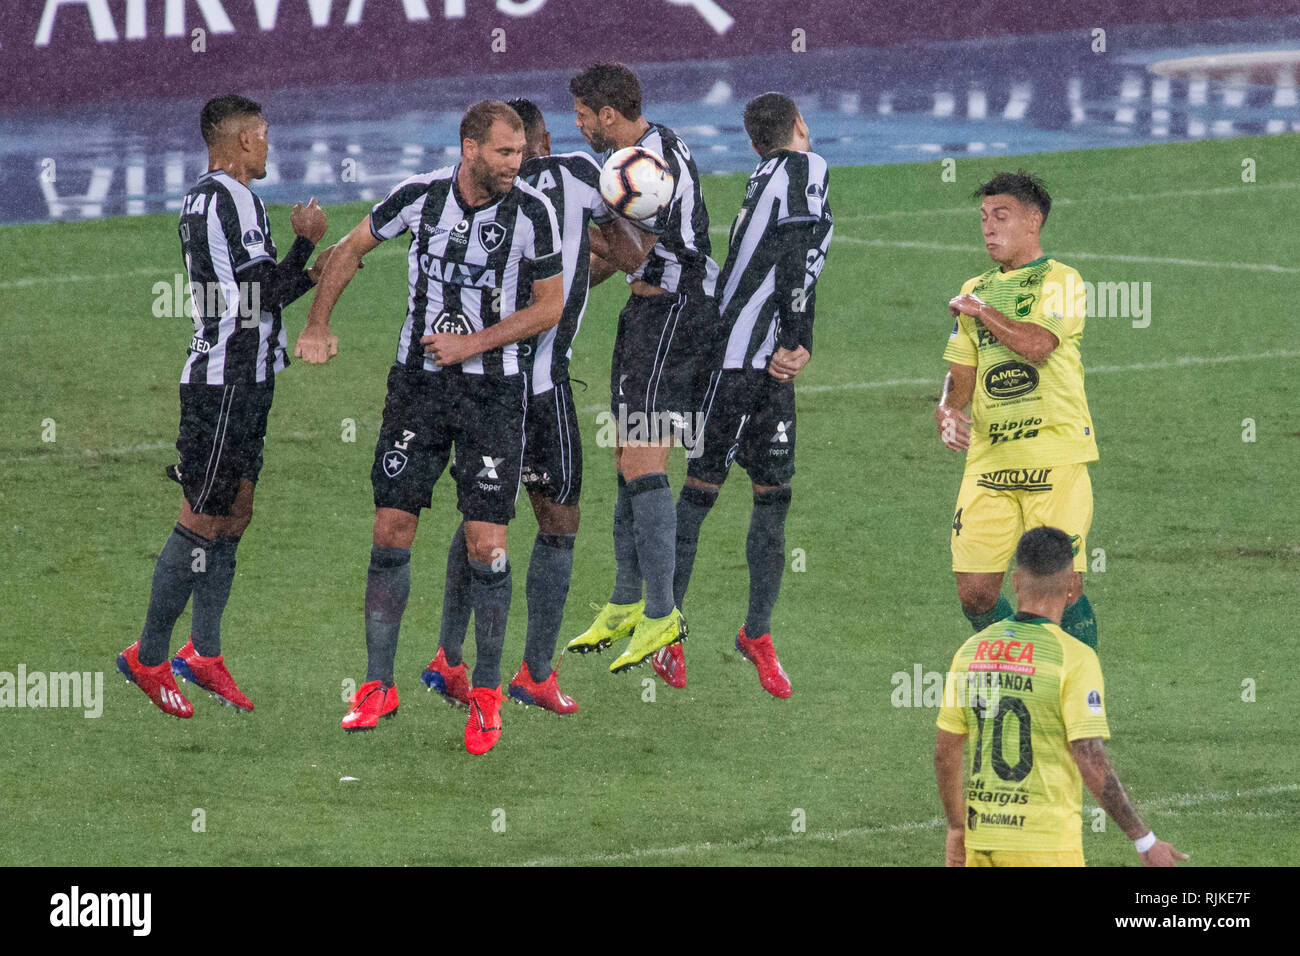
[934,730,968,866]
[948,294,1058,364]
[296,216,381,364]
[1070,737,1146,838]
[935,363,975,452]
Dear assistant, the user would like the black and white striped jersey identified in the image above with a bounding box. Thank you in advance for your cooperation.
[716,150,833,370]
[519,151,611,395]
[369,166,562,377]
[621,122,719,299]
[178,171,300,385]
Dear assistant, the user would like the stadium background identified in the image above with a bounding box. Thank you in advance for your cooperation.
[1,1,1297,868]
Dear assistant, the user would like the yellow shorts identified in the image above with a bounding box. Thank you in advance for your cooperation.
[950,463,1092,573]
[967,848,1086,867]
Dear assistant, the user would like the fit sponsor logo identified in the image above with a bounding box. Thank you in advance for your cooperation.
[49,886,150,936]
[983,361,1039,399]
[0,666,103,718]
[594,405,707,459]
[431,310,473,335]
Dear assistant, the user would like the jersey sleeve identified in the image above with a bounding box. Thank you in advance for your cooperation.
[776,152,828,226]
[369,174,432,242]
[1060,641,1111,742]
[941,276,980,367]
[216,186,274,273]
[522,193,563,281]
[936,647,970,734]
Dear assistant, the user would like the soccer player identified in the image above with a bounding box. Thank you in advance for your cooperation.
[296,101,563,755]
[117,94,328,718]
[934,526,1187,866]
[421,98,612,715]
[660,92,832,696]
[561,62,722,675]
[934,171,1100,649]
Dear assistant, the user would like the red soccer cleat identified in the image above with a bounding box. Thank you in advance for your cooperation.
[117,641,193,718]
[465,686,505,755]
[652,643,686,688]
[508,660,578,714]
[735,626,792,699]
[171,638,254,711]
[340,680,399,732]
[420,648,471,707]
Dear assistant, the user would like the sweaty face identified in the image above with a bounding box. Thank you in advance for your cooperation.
[573,97,613,152]
[980,194,1039,264]
[470,120,525,198]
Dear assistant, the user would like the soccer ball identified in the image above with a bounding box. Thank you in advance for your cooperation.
[599,146,674,221]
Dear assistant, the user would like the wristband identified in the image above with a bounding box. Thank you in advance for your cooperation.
[1134,831,1156,853]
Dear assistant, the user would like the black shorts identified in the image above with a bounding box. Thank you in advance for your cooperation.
[687,368,796,487]
[610,291,720,442]
[521,381,583,506]
[371,364,525,524]
[175,380,275,515]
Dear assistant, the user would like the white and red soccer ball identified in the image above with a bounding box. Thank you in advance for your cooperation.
[599,146,674,221]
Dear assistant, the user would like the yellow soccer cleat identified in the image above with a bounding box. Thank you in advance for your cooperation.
[565,600,645,655]
[609,608,687,674]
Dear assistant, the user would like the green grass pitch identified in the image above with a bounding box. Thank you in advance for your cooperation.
[1,135,1297,866]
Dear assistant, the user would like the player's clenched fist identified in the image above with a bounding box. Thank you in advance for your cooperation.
[292,197,328,244]
[294,324,339,364]
[935,404,971,452]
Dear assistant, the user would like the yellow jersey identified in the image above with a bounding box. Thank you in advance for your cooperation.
[937,614,1110,854]
[942,257,1099,475]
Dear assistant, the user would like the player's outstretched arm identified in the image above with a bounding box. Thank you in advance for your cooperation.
[935,363,975,452]
[1071,737,1189,867]
[934,729,968,866]
[423,274,564,367]
[948,293,1058,364]
[295,215,380,364]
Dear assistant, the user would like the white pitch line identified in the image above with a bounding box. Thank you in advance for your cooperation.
[574,349,1300,415]
[514,782,1298,867]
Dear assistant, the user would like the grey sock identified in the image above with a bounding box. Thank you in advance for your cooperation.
[744,486,791,638]
[627,473,676,619]
[190,536,238,657]
[469,558,512,689]
[524,532,575,680]
[138,524,205,666]
[673,484,719,609]
[610,473,643,605]
[364,545,411,686]
[438,522,471,667]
